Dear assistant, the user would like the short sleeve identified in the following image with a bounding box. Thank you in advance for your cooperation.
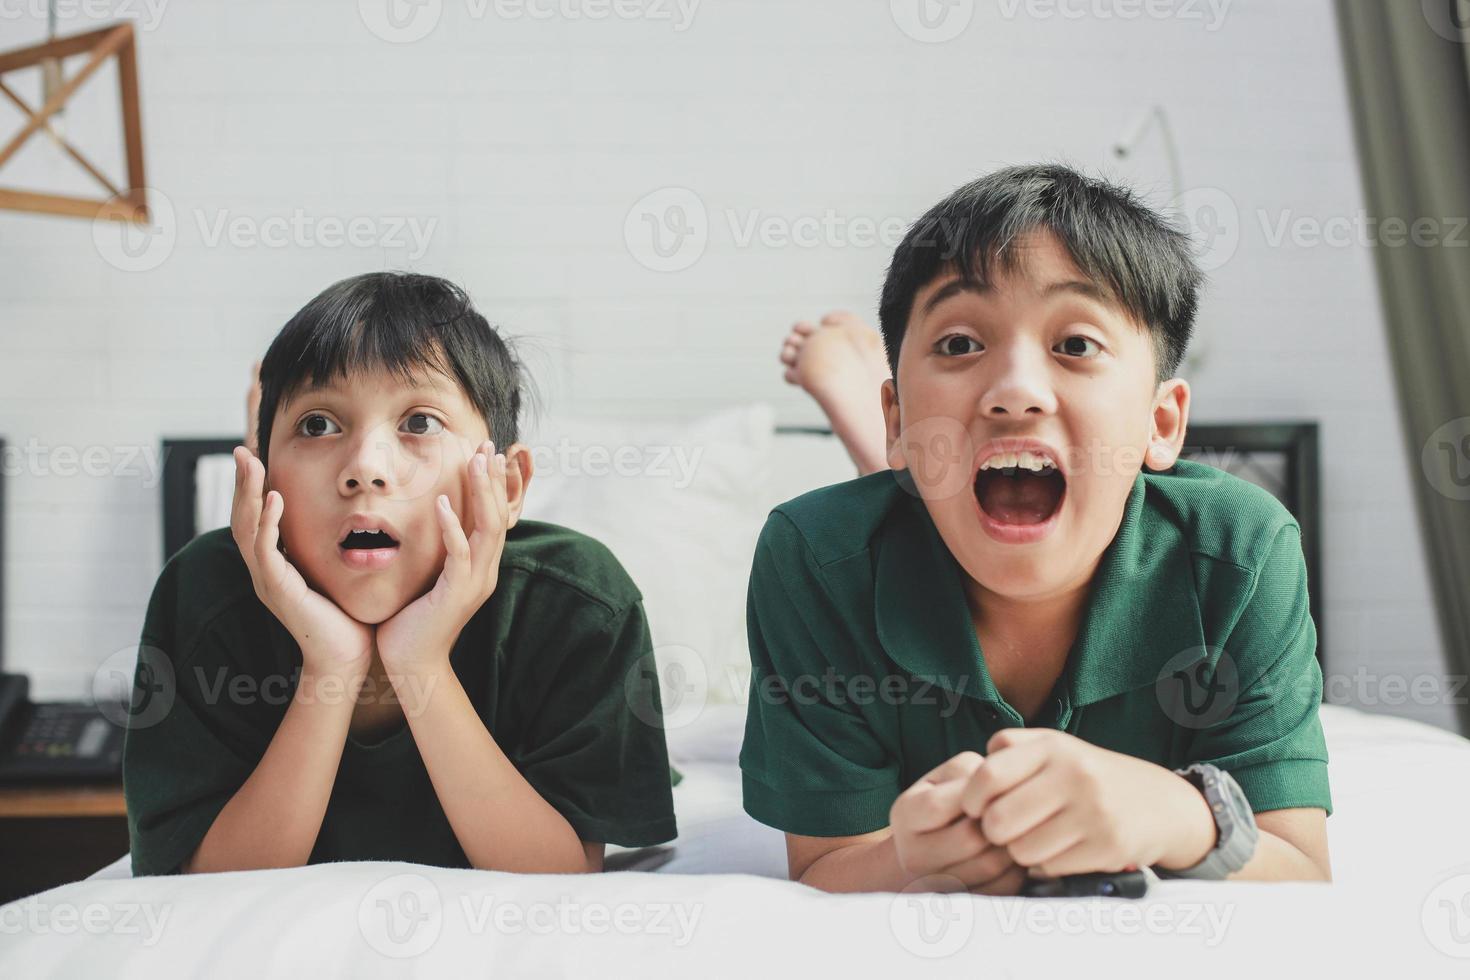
[123,561,276,876]
[514,599,678,848]
[740,513,901,837]
[1187,524,1332,815]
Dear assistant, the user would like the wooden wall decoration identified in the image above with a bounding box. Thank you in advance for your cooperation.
[0,22,148,223]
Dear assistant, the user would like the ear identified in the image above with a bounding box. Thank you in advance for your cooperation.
[881,379,907,470]
[1146,378,1191,471]
[502,442,535,529]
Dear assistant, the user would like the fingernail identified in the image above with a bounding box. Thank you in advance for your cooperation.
[438,495,450,510]
[473,454,487,475]
[495,453,506,469]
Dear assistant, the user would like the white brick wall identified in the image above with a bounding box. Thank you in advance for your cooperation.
[0,0,1459,732]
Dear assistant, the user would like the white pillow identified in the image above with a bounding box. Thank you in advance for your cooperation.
[196,453,238,537]
[760,427,857,515]
[521,404,776,717]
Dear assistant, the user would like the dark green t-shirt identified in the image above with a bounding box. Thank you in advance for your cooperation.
[741,460,1332,838]
[125,522,677,876]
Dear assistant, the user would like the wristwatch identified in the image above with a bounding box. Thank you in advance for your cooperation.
[1154,763,1259,880]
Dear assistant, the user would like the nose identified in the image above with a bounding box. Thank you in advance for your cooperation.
[979,346,1057,418]
[339,428,396,494]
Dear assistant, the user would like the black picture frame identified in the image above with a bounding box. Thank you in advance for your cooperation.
[1180,422,1323,661]
[160,437,240,564]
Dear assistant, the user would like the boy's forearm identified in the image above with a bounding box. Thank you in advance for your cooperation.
[394,661,590,873]
[185,666,363,873]
[1150,772,1330,882]
[796,833,916,893]
[1228,831,1331,882]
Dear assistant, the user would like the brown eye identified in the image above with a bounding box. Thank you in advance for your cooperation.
[1057,336,1102,358]
[938,334,982,356]
[402,413,444,436]
[298,414,339,437]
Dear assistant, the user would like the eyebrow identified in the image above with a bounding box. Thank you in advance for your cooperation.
[920,277,1115,316]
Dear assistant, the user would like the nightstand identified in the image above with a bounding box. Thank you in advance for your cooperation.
[0,784,128,904]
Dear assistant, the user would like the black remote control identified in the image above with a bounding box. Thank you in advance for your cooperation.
[1020,870,1150,899]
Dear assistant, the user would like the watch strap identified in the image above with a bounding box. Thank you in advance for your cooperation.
[1154,763,1259,880]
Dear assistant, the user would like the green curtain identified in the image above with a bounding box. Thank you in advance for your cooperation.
[1336,1,1470,734]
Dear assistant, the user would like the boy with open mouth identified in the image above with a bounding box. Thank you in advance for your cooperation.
[744,164,1331,892]
[124,273,676,875]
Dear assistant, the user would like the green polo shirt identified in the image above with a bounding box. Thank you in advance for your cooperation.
[740,459,1331,838]
[125,523,678,876]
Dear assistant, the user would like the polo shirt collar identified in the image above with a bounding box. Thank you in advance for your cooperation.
[873,473,1207,709]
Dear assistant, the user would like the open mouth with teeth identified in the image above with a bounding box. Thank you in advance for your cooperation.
[338,526,402,571]
[340,528,400,551]
[974,452,1066,527]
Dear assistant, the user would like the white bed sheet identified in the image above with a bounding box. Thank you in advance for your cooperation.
[1,859,1454,979]
[5,703,1467,977]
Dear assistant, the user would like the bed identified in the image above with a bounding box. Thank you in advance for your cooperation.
[4,408,1467,976]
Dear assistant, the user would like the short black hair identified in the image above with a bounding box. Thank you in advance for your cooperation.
[877,163,1202,383]
[256,272,522,468]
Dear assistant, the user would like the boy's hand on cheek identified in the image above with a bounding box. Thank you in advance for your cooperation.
[889,752,1028,895]
[230,447,374,677]
[960,729,1217,878]
[376,442,510,677]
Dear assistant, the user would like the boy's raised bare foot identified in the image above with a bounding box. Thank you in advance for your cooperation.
[778,311,891,476]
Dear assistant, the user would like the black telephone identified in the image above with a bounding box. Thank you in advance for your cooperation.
[0,673,125,784]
